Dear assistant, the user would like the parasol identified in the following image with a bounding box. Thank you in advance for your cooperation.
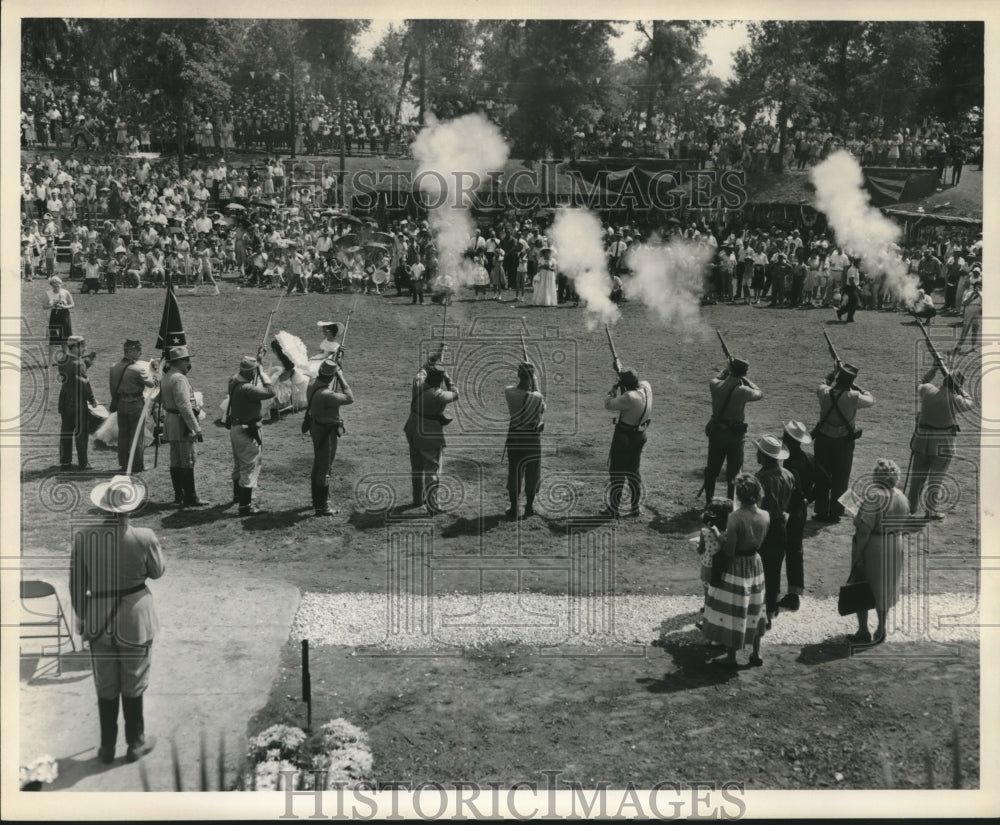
[226,203,247,211]
[335,234,358,247]
[337,215,362,225]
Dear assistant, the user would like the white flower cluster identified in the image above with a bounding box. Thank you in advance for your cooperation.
[245,719,373,792]
[20,755,58,787]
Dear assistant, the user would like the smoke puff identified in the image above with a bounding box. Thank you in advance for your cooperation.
[551,208,620,329]
[624,235,711,334]
[811,150,918,303]
[412,114,510,290]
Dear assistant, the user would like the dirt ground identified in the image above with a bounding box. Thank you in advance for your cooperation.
[18,266,983,790]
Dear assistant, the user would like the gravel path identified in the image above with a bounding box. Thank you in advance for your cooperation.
[293,592,980,650]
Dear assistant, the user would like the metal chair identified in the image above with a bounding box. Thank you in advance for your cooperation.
[20,580,77,675]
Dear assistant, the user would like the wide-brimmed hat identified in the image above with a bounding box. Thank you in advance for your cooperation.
[166,345,190,361]
[783,420,813,445]
[90,474,147,513]
[755,435,790,461]
[316,321,340,334]
[67,335,85,347]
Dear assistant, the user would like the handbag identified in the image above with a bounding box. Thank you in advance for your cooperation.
[837,562,876,616]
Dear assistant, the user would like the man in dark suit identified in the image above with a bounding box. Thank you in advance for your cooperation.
[58,335,96,469]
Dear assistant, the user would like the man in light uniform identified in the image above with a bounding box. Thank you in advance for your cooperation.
[603,364,653,518]
[404,349,459,513]
[109,339,157,473]
[226,352,276,516]
[702,357,763,507]
[159,346,208,507]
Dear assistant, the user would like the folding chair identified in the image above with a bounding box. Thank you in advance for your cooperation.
[20,579,77,676]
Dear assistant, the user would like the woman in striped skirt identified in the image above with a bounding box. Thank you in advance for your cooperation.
[701,473,770,667]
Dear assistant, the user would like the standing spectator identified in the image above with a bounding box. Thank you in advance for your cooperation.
[57,335,96,469]
[779,421,818,612]
[754,435,797,627]
[44,275,75,364]
[700,473,769,668]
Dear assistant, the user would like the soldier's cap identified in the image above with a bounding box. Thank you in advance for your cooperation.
[517,361,535,377]
[90,474,146,514]
[837,362,860,378]
[167,345,191,362]
[318,358,339,378]
[783,420,812,445]
[755,434,790,461]
[238,355,258,377]
[124,338,141,350]
[730,358,749,375]
[618,369,639,389]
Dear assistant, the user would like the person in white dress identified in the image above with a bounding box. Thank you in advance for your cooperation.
[533,246,558,307]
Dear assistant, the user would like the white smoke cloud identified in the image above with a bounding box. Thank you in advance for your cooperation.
[412,114,510,291]
[811,150,918,303]
[624,235,712,334]
[550,208,620,329]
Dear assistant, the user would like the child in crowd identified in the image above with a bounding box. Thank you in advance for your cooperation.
[696,497,733,628]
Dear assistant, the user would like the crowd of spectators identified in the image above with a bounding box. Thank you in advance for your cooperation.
[20,146,981,329]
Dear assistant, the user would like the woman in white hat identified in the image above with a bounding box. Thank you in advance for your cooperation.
[754,435,797,627]
[43,275,75,365]
[70,475,164,764]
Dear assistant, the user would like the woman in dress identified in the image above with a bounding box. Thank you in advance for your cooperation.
[847,458,917,645]
[533,246,558,307]
[44,276,75,365]
[701,473,770,667]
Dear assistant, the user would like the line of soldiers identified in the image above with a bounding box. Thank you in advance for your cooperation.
[81,326,971,544]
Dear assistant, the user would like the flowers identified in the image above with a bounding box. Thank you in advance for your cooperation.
[20,755,58,789]
[244,719,373,792]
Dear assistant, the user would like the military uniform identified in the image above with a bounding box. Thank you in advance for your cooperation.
[404,362,458,511]
[305,360,354,516]
[504,366,545,518]
[109,344,156,472]
[226,357,276,516]
[812,369,874,521]
[58,338,96,468]
[70,476,164,763]
[159,347,206,506]
[703,362,763,505]
[604,374,652,517]
[907,368,972,518]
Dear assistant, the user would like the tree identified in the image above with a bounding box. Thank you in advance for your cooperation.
[633,21,707,132]
[926,22,984,122]
[726,21,826,171]
[116,20,241,174]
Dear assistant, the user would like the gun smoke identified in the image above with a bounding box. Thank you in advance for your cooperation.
[412,114,510,297]
[624,235,712,334]
[550,208,621,329]
[811,150,918,304]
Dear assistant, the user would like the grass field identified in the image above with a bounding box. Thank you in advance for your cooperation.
[18,270,982,790]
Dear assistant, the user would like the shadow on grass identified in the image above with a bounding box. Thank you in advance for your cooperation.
[440,513,508,538]
[540,513,619,536]
[796,638,853,666]
[159,506,241,529]
[638,637,740,694]
[241,507,314,531]
[647,504,703,536]
[348,509,393,531]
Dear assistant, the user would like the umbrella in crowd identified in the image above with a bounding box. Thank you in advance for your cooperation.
[226,203,246,211]
[335,234,358,247]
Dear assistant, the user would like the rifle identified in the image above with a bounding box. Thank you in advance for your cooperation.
[253,292,284,385]
[822,330,867,394]
[605,324,623,395]
[333,294,360,390]
[519,330,536,392]
[717,330,733,362]
[917,320,951,381]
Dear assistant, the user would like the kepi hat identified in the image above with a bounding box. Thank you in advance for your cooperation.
[318,358,339,378]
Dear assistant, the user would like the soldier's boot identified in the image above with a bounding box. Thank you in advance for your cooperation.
[314,484,335,517]
[702,469,716,509]
[97,696,120,764]
[169,468,184,506]
[122,695,155,763]
[183,469,210,506]
[230,478,240,507]
[411,475,424,508]
[238,486,262,516]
